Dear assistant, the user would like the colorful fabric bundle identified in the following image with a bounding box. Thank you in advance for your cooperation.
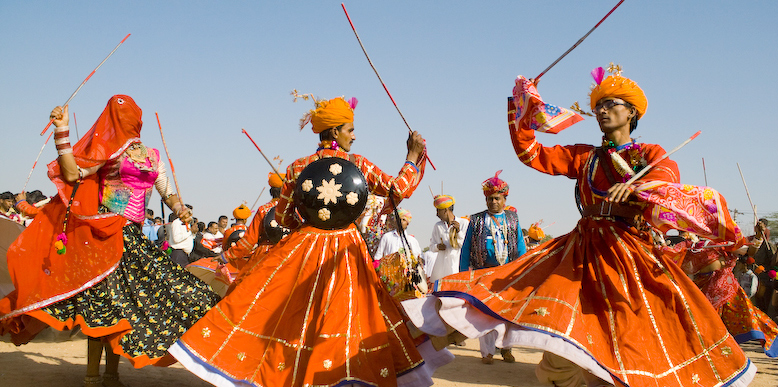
[433,194,455,209]
[512,75,583,134]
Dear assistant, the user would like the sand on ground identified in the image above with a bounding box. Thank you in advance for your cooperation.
[1,332,776,386]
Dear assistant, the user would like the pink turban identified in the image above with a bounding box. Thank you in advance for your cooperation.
[482,170,509,197]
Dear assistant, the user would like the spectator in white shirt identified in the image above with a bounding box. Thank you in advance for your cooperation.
[374,208,422,265]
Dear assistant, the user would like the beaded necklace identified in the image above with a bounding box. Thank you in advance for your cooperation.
[487,213,509,265]
[317,140,340,151]
[588,137,647,196]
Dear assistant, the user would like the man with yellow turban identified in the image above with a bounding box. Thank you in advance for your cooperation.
[403,66,753,386]
[425,195,469,282]
[171,95,455,387]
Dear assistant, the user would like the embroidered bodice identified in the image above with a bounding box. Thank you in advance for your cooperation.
[100,148,161,223]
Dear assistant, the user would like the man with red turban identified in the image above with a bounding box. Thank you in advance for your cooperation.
[458,170,527,364]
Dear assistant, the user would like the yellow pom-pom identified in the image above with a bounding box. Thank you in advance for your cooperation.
[54,240,64,250]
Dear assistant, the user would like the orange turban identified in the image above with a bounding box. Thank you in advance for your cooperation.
[589,73,647,119]
[233,204,251,220]
[268,172,285,188]
[528,224,545,241]
[303,97,355,134]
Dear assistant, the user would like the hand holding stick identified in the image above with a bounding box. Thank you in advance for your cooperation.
[607,131,701,203]
[155,112,189,228]
[534,1,625,81]
[40,34,131,136]
[341,3,436,170]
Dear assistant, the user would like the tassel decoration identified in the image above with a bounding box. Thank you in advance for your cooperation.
[55,232,67,255]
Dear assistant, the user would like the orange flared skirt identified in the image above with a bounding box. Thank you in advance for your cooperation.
[404,217,754,386]
[170,224,450,387]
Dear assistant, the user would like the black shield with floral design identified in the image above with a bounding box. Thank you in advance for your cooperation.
[294,158,368,230]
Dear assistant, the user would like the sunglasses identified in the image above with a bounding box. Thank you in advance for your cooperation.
[593,99,628,112]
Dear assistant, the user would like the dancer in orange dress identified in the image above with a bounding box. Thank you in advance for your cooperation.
[170,95,452,387]
[663,235,778,357]
[404,67,754,386]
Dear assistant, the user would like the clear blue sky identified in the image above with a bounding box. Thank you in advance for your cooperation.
[2,1,776,244]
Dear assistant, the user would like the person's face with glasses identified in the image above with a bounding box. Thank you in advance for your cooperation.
[594,97,635,134]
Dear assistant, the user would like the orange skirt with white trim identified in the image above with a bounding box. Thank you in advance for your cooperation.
[171,224,447,387]
[407,217,754,386]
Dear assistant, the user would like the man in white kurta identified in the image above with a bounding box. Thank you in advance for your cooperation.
[427,195,468,282]
[374,208,422,264]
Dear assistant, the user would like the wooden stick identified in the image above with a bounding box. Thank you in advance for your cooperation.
[341,3,436,170]
[242,129,285,183]
[155,112,185,211]
[26,34,131,191]
[428,185,435,198]
[737,163,772,252]
[250,186,267,212]
[697,242,734,249]
[624,131,701,186]
[535,1,626,81]
[40,34,131,136]
[702,157,708,186]
[73,112,79,141]
[21,130,54,192]
[737,163,758,225]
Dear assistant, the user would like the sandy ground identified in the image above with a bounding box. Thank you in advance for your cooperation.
[1,333,776,386]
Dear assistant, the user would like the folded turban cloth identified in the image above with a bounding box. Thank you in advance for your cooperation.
[233,204,251,220]
[528,224,545,241]
[268,172,286,188]
[482,170,509,197]
[433,195,455,210]
[298,97,356,134]
[589,72,647,119]
[396,208,412,223]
